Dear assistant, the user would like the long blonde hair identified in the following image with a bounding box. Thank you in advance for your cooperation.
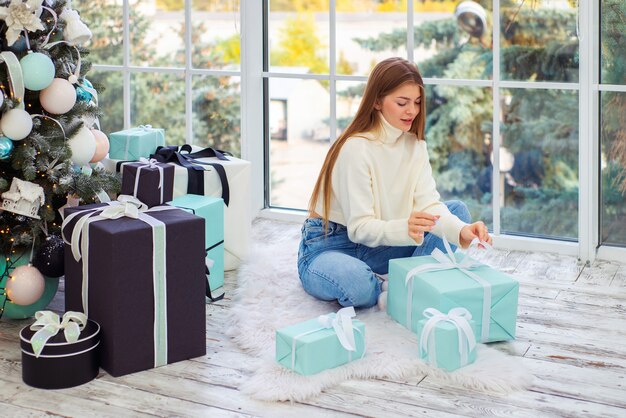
[308,57,426,224]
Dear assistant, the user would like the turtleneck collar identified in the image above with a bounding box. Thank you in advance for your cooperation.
[375,113,405,144]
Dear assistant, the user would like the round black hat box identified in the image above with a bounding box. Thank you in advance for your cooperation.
[20,319,100,389]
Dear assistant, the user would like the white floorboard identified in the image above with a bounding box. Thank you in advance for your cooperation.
[1,217,625,417]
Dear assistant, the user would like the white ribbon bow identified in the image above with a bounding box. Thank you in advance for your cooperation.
[317,306,358,352]
[133,158,165,203]
[139,124,153,130]
[419,307,476,368]
[404,234,493,341]
[290,307,365,371]
[29,310,87,357]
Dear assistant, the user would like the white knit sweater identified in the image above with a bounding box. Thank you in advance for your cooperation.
[314,115,467,247]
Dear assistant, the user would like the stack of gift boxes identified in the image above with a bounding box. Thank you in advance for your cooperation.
[19,126,251,388]
[275,244,519,376]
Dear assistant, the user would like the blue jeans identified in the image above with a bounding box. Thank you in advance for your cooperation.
[297,200,471,309]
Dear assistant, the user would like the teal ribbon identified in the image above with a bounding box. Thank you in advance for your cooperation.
[0,51,25,108]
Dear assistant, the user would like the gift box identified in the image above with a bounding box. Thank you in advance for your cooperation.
[120,159,175,208]
[388,249,519,343]
[167,194,224,296]
[20,311,100,389]
[104,145,250,271]
[62,199,206,377]
[275,307,366,376]
[108,126,165,160]
[416,308,477,372]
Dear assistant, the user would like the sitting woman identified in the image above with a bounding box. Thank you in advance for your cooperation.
[297,57,492,310]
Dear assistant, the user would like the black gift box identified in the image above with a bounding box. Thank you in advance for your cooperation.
[63,203,206,377]
[20,320,100,389]
[120,161,175,207]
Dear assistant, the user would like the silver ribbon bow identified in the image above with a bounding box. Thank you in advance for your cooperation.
[404,233,493,341]
[419,307,477,368]
[29,310,87,357]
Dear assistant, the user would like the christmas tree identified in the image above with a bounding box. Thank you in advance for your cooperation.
[0,0,120,319]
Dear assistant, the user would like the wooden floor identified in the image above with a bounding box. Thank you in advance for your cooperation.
[1,217,626,417]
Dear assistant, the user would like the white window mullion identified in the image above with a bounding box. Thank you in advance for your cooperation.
[241,0,265,215]
[123,0,130,129]
[184,0,193,144]
[577,0,597,264]
[407,0,414,62]
[329,0,337,143]
[492,0,501,236]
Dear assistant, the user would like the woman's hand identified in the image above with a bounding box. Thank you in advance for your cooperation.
[460,221,492,249]
[408,212,439,243]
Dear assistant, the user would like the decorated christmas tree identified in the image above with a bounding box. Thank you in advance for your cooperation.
[0,0,120,319]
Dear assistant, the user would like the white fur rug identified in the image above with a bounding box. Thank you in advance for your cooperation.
[226,222,534,402]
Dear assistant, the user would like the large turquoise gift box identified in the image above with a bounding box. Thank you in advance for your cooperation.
[275,307,366,375]
[168,194,224,296]
[416,307,477,372]
[388,248,519,343]
[109,126,165,160]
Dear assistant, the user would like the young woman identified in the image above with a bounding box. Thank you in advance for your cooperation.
[297,57,492,310]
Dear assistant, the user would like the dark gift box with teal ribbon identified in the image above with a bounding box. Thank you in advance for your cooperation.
[62,199,206,377]
[20,311,100,389]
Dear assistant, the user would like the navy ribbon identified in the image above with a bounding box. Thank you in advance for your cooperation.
[150,145,231,206]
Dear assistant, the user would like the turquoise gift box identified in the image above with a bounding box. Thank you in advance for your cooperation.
[275,312,366,376]
[416,311,477,372]
[109,126,165,160]
[388,254,519,343]
[167,194,224,292]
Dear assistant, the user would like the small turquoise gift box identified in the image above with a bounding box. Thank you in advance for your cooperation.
[167,194,224,297]
[416,307,477,372]
[388,240,519,343]
[109,125,165,160]
[275,307,366,375]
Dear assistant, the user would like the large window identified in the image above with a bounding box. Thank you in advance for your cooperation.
[76,0,242,155]
[264,0,586,243]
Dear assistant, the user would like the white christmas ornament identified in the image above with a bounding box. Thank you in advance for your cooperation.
[60,8,92,46]
[1,177,45,219]
[0,108,33,140]
[0,0,45,46]
[68,126,96,166]
[40,78,77,114]
[6,265,45,306]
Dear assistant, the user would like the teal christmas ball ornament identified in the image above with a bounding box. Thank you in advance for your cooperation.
[0,136,13,160]
[0,251,59,319]
[76,78,94,102]
[20,52,56,91]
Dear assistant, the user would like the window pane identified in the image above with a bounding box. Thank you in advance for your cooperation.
[269,78,329,209]
[75,0,123,65]
[336,5,406,76]
[600,0,626,85]
[269,3,329,74]
[600,92,626,246]
[192,75,241,157]
[337,81,365,137]
[191,0,241,70]
[131,0,184,67]
[500,0,578,82]
[425,85,493,228]
[88,70,124,134]
[130,73,185,145]
[415,1,490,79]
[500,89,578,239]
